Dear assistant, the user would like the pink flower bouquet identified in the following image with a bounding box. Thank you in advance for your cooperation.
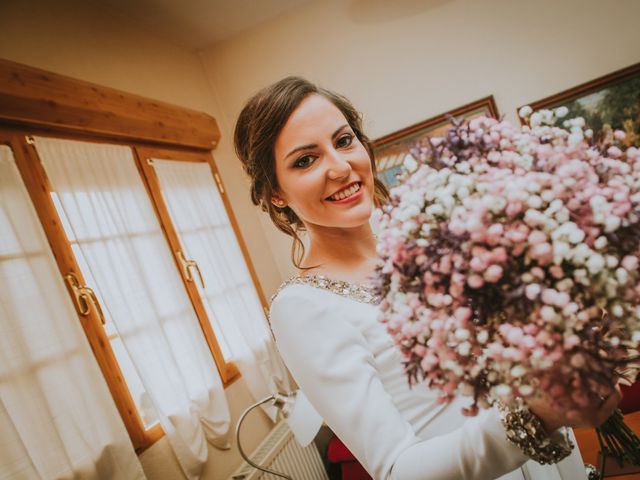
[373,108,640,465]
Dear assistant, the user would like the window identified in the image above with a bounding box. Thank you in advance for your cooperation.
[0,59,268,451]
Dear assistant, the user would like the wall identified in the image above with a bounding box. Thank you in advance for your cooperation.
[200,0,640,279]
[0,0,275,478]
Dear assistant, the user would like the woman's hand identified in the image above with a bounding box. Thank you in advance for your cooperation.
[526,386,622,433]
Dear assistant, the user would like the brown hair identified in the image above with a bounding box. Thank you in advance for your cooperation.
[234,76,389,268]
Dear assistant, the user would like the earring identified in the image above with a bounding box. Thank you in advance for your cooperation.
[274,198,286,208]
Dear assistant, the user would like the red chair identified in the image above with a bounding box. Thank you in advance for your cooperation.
[619,380,640,414]
[326,435,372,480]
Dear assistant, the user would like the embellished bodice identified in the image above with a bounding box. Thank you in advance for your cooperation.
[270,274,380,306]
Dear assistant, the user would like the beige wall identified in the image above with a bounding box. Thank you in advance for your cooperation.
[0,1,275,479]
[200,0,640,279]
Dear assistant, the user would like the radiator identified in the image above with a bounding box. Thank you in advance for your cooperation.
[230,420,329,480]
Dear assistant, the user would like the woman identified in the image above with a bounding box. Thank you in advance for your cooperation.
[234,77,619,479]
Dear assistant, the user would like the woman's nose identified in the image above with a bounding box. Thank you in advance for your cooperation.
[326,150,351,181]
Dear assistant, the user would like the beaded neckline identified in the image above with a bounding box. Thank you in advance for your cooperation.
[271,274,381,306]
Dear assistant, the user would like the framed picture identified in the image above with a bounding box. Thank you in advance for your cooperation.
[521,62,640,147]
[373,96,499,188]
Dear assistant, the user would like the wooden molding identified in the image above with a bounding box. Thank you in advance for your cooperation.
[525,62,640,114]
[373,96,499,148]
[0,58,220,150]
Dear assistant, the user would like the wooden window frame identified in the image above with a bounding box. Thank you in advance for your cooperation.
[0,59,268,451]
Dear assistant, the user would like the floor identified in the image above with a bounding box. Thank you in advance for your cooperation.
[573,411,640,479]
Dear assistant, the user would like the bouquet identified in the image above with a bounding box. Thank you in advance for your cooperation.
[373,107,640,466]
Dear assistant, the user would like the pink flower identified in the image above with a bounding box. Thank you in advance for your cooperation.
[413,344,428,356]
[506,201,524,218]
[622,255,638,271]
[528,230,547,245]
[525,283,541,300]
[488,247,507,263]
[530,242,553,265]
[467,274,485,288]
[484,264,503,283]
[470,256,488,272]
[454,307,472,324]
[506,327,524,345]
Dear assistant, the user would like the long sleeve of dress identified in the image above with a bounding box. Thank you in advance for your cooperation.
[270,285,529,480]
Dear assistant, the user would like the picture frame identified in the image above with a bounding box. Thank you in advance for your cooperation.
[520,62,640,147]
[373,96,499,188]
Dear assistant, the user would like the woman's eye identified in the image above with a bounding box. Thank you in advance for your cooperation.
[293,155,315,168]
[336,134,354,148]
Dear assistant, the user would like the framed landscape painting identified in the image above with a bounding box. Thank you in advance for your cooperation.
[373,96,499,188]
[521,62,640,147]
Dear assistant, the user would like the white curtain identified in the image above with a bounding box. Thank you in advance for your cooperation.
[0,145,145,480]
[151,159,291,416]
[33,137,231,480]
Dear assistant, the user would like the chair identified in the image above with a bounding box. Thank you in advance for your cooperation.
[326,435,372,480]
[619,380,640,414]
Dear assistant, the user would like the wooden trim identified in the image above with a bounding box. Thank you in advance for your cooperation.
[1,126,160,451]
[525,62,640,114]
[208,158,270,310]
[0,58,220,150]
[373,96,499,148]
[133,146,239,386]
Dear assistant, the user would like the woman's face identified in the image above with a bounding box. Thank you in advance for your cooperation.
[273,94,375,232]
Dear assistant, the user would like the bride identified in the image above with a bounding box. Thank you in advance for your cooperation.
[233,77,620,479]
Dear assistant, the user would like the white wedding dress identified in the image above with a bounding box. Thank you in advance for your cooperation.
[270,276,587,480]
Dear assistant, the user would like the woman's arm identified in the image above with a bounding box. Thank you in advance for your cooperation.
[270,285,528,479]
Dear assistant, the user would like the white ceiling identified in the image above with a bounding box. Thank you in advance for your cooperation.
[101,0,314,51]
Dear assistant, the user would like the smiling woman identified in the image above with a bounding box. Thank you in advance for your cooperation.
[234,77,598,480]
[234,77,388,270]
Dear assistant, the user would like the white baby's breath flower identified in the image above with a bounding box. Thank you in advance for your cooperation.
[590,195,607,209]
[455,328,471,341]
[518,105,533,118]
[611,304,624,317]
[555,106,569,118]
[510,365,526,378]
[541,189,555,203]
[529,112,542,127]
[594,236,608,250]
[553,241,570,260]
[494,384,512,398]
[615,268,628,285]
[527,195,543,209]
[402,220,418,235]
[519,385,534,397]
[527,182,541,193]
[586,253,605,274]
[606,255,619,269]
[604,215,621,233]
[457,342,471,356]
[541,110,554,125]
[426,204,444,217]
[568,132,584,147]
[403,154,418,173]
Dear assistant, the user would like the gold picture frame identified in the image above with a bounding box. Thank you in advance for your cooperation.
[373,96,499,188]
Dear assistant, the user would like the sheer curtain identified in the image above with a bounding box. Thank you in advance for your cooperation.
[33,137,231,479]
[0,145,144,480]
[151,159,291,416]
